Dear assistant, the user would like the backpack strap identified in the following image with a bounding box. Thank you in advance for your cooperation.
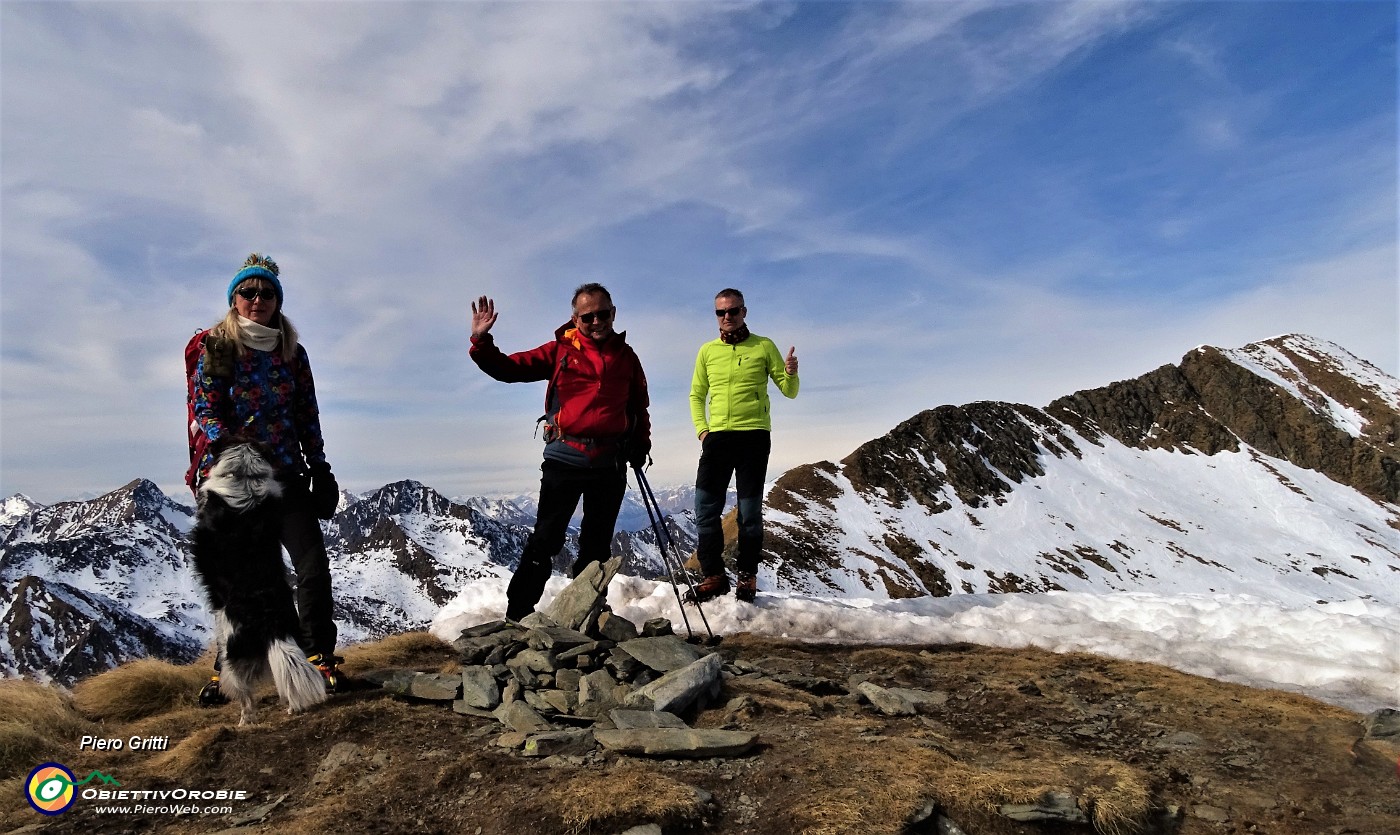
[538,351,569,442]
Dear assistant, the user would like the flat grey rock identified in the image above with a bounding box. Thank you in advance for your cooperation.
[522,729,595,758]
[625,653,723,714]
[596,611,640,642]
[554,668,583,692]
[594,728,758,758]
[857,681,916,716]
[999,791,1088,824]
[451,701,496,719]
[609,709,689,730]
[616,635,706,673]
[456,620,513,640]
[886,687,949,710]
[579,668,620,705]
[409,673,462,701]
[544,556,622,630]
[312,742,363,785]
[359,668,417,696]
[460,666,501,710]
[509,648,559,673]
[641,617,674,637]
[526,626,594,652]
[556,640,611,661]
[494,699,553,733]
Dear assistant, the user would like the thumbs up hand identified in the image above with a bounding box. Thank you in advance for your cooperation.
[785,346,798,376]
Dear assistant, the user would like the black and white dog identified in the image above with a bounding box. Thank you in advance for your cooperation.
[193,441,327,725]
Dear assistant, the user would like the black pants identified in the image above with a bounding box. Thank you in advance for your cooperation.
[695,430,771,576]
[281,478,337,658]
[506,459,626,621]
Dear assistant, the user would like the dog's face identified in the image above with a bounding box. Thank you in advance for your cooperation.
[200,441,282,512]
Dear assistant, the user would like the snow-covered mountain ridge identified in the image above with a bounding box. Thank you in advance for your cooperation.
[760,334,1399,605]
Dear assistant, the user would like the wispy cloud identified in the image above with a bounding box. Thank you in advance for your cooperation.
[2,1,1394,502]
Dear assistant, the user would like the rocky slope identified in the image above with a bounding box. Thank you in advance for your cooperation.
[761,334,1400,603]
[0,576,201,686]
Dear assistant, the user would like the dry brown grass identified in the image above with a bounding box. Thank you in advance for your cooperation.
[934,756,1153,835]
[340,630,456,673]
[552,763,709,834]
[780,719,1155,835]
[58,632,454,728]
[145,725,236,780]
[0,680,96,779]
[72,657,210,722]
[794,737,953,835]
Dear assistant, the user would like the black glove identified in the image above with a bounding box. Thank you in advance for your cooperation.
[627,443,651,471]
[308,462,340,520]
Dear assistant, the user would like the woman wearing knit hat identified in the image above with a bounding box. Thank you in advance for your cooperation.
[190,252,345,699]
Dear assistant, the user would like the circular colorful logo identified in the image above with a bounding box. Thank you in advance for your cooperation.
[26,762,76,815]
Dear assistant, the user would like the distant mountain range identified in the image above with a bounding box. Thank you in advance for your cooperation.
[0,477,698,685]
[3,333,1396,685]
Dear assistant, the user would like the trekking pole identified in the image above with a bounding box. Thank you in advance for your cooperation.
[631,466,697,641]
[633,465,716,643]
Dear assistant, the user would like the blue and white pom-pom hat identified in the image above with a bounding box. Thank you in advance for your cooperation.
[227,253,283,307]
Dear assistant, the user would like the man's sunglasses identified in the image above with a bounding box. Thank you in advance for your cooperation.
[578,308,614,324]
[715,306,745,318]
[235,288,278,302]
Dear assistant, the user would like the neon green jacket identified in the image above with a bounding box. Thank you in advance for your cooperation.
[690,333,799,436]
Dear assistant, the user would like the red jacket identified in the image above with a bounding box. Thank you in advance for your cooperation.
[470,323,651,467]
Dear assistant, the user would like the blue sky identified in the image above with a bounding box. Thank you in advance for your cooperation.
[2,1,1396,503]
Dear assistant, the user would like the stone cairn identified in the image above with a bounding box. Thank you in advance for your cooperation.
[362,557,759,761]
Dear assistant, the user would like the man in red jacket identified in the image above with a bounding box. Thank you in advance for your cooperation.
[470,284,651,621]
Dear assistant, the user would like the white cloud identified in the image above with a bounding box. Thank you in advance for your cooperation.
[1,2,1394,504]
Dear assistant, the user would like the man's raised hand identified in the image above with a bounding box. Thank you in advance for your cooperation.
[471,296,498,339]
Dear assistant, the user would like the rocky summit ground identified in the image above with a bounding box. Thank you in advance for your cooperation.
[2,630,1397,835]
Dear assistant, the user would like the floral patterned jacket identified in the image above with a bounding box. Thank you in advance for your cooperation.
[192,337,327,483]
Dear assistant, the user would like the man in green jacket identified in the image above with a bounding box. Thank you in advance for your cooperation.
[688,288,799,602]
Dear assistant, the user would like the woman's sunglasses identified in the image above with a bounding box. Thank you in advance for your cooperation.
[235,288,278,302]
[578,308,614,324]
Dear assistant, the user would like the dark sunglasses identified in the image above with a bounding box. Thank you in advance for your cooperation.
[235,287,278,302]
[577,308,614,324]
[715,306,745,318]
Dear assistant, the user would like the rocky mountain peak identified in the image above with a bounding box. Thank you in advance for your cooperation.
[0,494,41,525]
[1048,333,1398,503]
[762,334,1400,602]
[354,479,459,518]
[1215,334,1400,442]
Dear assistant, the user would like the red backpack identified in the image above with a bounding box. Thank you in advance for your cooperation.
[184,329,213,495]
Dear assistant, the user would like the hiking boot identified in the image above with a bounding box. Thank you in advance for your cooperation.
[198,675,227,707]
[308,653,347,694]
[684,574,730,604]
[735,572,757,603]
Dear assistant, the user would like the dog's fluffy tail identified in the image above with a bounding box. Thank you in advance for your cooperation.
[269,638,329,713]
